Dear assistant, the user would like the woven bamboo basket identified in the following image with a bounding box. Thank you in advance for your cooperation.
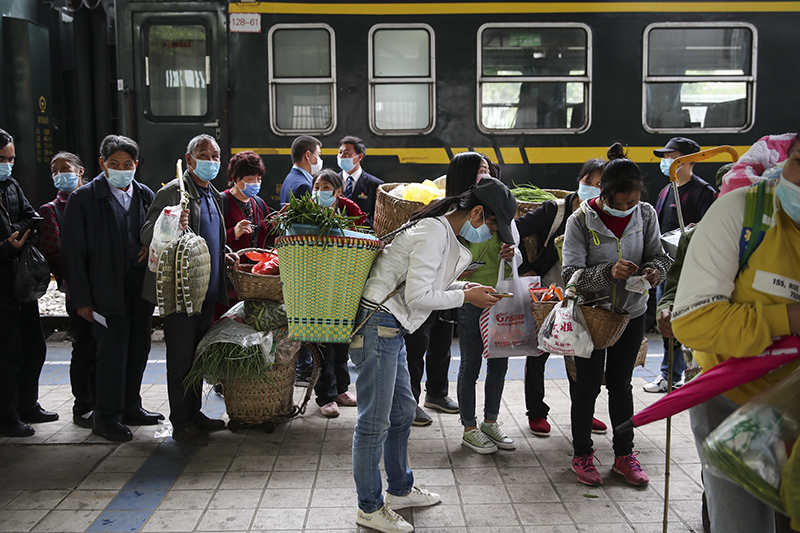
[373,183,426,238]
[515,189,572,263]
[531,300,631,350]
[222,342,321,428]
[276,235,384,342]
[227,248,283,303]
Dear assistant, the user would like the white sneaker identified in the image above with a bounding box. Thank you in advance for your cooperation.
[643,376,668,393]
[480,421,516,450]
[385,486,441,510]
[356,505,413,533]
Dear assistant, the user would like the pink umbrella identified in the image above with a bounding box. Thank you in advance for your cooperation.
[617,335,800,433]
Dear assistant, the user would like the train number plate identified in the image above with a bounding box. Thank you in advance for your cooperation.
[230,13,261,33]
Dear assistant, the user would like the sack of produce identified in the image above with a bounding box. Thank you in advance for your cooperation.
[148,203,182,272]
[13,243,50,303]
[402,180,445,205]
[703,366,800,528]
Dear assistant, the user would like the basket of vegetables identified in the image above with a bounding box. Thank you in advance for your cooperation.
[374,182,426,238]
[273,194,384,343]
[227,248,283,303]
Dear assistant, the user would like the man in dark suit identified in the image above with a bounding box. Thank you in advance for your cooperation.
[279,135,322,206]
[337,136,384,229]
[61,134,163,442]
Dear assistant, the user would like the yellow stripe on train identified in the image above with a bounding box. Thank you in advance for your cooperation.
[232,146,751,165]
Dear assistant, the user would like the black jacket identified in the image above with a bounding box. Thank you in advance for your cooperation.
[0,178,38,311]
[340,169,383,228]
[61,174,155,316]
[515,192,578,276]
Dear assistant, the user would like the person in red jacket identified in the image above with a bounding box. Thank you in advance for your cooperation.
[311,169,368,228]
[216,150,277,320]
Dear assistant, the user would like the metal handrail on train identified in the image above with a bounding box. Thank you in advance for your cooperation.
[668,145,739,233]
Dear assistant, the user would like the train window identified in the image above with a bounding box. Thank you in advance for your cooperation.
[477,24,592,134]
[368,24,435,135]
[268,24,336,135]
[145,23,209,118]
[643,23,756,133]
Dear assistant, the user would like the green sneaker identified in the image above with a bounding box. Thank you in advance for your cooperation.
[462,427,497,454]
[480,421,516,450]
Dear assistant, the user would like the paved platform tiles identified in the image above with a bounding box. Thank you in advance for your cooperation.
[0,336,705,532]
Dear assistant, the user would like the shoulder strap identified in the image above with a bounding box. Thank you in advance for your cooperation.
[253,195,268,216]
[739,179,775,272]
[545,199,566,246]
[220,190,229,219]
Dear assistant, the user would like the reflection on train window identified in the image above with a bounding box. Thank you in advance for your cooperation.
[146,24,209,117]
[369,25,435,135]
[269,25,336,135]
[477,24,591,134]
[643,23,756,133]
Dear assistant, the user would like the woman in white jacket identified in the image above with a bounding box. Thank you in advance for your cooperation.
[352,177,516,533]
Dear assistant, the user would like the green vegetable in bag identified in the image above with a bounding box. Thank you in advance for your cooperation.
[244,299,288,331]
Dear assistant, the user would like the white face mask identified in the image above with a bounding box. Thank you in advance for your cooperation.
[309,152,323,175]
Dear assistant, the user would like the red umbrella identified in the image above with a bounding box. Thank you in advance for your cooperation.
[617,335,800,432]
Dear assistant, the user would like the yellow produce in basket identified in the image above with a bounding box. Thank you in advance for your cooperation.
[402,180,445,205]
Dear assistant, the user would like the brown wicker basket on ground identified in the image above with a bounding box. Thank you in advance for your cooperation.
[515,189,572,263]
[373,183,425,238]
[227,248,283,303]
[222,342,321,429]
[531,300,631,350]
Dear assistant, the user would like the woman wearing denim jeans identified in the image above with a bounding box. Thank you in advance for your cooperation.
[351,178,516,533]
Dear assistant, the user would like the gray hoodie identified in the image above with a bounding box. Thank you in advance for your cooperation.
[561,200,671,319]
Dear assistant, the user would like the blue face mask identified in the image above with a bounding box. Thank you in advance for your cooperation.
[460,212,493,243]
[660,158,682,177]
[54,172,80,192]
[0,163,12,181]
[192,157,220,182]
[312,190,336,208]
[602,202,639,218]
[240,182,261,198]
[577,183,600,202]
[106,168,136,189]
[776,175,800,223]
[337,156,356,173]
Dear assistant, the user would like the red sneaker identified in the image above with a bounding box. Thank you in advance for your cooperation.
[528,417,551,437]
[591,417,607,434]
[571,453,603,486]
[613,452,649,487]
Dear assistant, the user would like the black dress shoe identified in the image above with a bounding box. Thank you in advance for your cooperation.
[0,420,35,437]
[93,420,133,442]
[73,412,94,429]
[195,413,226,432]
[123,408,163,426]
[172,424,209,446]
[19,404,59,423]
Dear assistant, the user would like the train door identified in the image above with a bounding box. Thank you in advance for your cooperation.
[128,9,227,186]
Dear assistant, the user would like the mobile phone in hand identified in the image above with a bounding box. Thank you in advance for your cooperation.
[19,216,44,236]
[488,292,514,298]
[466,261,486,271]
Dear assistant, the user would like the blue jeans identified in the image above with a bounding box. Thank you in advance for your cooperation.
[350,308,416,513]
[656,283,684,383]
[456,303,508,427]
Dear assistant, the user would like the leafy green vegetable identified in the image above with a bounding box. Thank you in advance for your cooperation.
[272,192,361,240]
[510,182,558,203]
[184,342,277,390]
[244,300,288,331]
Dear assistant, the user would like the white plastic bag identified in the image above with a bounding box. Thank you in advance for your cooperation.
[625,275,651,294]
[537,270,594,358]
[148,203,183,272]
[479,259,542,358]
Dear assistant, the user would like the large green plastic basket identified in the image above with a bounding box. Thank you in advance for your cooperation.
[276,235,384,342]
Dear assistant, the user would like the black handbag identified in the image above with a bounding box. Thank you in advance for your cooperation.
[13,243,50,303]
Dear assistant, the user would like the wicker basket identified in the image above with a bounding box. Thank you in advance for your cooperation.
[374,183,425,238]
[276,235,384,342]
[515,189,572,263]
[222,342,321,427]
[531,300,631,350]
[227,248,283,303]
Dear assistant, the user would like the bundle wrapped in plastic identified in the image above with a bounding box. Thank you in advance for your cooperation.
[702,366,800,528]
[402,180,446,205]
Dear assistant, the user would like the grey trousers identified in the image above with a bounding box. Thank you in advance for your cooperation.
[690,393,776,533]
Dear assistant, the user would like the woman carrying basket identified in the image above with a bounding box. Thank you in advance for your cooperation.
[561,143,671,487]
[351,177,516,533]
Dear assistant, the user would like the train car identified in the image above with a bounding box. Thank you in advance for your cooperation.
[4,1,800,209]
